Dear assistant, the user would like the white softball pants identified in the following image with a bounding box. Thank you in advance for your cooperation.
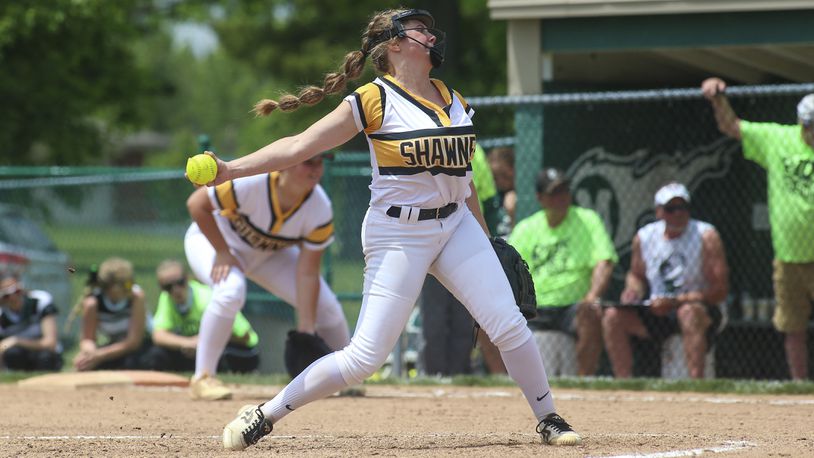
[262,204,556,424]
[184,224,350,376]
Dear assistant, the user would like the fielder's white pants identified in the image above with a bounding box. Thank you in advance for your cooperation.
[184,223,350,367]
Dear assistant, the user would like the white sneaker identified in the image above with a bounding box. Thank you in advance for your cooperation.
[223,404,273,451]
[189,373,232,401]
[536,413,582,446]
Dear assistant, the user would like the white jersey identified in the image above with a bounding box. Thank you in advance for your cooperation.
[638,219,714,298]
[207,171,334,252]
[344,74,476,208]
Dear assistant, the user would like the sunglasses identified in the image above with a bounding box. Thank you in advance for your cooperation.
[0,288,21,301]
[159,277,186,292]
[663,203,690,214]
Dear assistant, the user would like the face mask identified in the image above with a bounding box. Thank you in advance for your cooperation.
[403,33,446,68]
[366,9,447,69]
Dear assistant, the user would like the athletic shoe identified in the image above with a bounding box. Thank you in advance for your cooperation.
[189,373,232,401]
[223,404,273,451]
[536,413,582,446]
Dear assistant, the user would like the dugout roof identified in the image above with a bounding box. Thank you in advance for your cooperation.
[488,0,814,93]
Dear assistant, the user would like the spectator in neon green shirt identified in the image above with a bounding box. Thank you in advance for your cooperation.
[509,168,617,376]
[488,146,517,237]
[149,260,259,373]
[703,77,814,380]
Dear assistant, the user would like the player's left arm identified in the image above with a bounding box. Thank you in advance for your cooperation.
[678,228,729,305]
[584,215,618,303]
[295,246,324,334]
[11,314,59,352]
[583,260,614,304]
[91,289,147,365]
[466,182,490,235]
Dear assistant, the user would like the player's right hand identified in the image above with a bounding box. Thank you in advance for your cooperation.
[701,78,727,99]
[650,296,678,316]
[211,250,241,284]
[620,288,642,305]
[203,151,231,187]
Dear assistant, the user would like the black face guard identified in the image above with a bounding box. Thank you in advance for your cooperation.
[366,9,446,68]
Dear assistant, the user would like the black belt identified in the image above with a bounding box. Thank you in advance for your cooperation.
[386,202,458,221]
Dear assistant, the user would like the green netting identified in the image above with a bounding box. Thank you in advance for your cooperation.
[2,82,813,378]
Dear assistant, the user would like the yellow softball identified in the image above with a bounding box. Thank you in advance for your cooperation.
[186,154,218,185]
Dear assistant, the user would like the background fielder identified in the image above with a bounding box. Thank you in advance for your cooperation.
[185,155,350,400]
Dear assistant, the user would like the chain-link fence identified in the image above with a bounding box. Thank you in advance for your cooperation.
[470,82,814,380]
[0,164,373,373]
[2,83,813,378]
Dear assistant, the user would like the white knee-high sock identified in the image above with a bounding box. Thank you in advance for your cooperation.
[501,334,556,421]
[261,352,347,423]
[194,310,234,378]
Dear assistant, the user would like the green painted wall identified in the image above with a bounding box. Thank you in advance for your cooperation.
[541,10,814,52]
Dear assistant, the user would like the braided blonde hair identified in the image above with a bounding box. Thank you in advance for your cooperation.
[253,9,408,116]
[66,257,135,330]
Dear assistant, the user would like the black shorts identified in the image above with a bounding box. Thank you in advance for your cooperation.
[637,303,723,351]
[527,304,578,336]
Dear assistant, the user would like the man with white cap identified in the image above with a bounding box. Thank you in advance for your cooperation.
[603,182,729,379]
[702,77,814,380]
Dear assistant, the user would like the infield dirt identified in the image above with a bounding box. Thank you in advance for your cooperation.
[1,383,812,457]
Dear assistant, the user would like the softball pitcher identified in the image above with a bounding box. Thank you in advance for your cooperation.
[200,8,581,449]
[185,154,350,400]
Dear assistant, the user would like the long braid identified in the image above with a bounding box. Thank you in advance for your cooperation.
[253,9,406,117]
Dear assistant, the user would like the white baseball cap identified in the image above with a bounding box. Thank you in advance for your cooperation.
[654,182,690,207]
[798,94,814,126]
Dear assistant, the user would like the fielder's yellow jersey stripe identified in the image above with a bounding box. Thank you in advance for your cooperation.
[304,220,334,244]
[215,181,239,215]
[269,172,309,233]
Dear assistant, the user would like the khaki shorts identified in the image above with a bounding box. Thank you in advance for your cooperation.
[772,260,814,333]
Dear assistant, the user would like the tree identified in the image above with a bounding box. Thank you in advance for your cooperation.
[182,0,508,151]
[0,1,154,165]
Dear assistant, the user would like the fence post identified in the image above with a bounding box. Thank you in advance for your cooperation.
[514,105,544,222]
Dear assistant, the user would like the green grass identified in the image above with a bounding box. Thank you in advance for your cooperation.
[4,370,813,395]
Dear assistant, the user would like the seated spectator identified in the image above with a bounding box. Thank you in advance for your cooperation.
[148,259,259,373]
[73,257,152,371]
[509,168,617,376]
[603,183,728,379]
[0,273,63,371]
[487,146,516,237]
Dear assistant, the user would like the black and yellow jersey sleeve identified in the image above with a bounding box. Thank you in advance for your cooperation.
[352,82,385,134]
[303,220,334,245]
[214,180,239,216]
